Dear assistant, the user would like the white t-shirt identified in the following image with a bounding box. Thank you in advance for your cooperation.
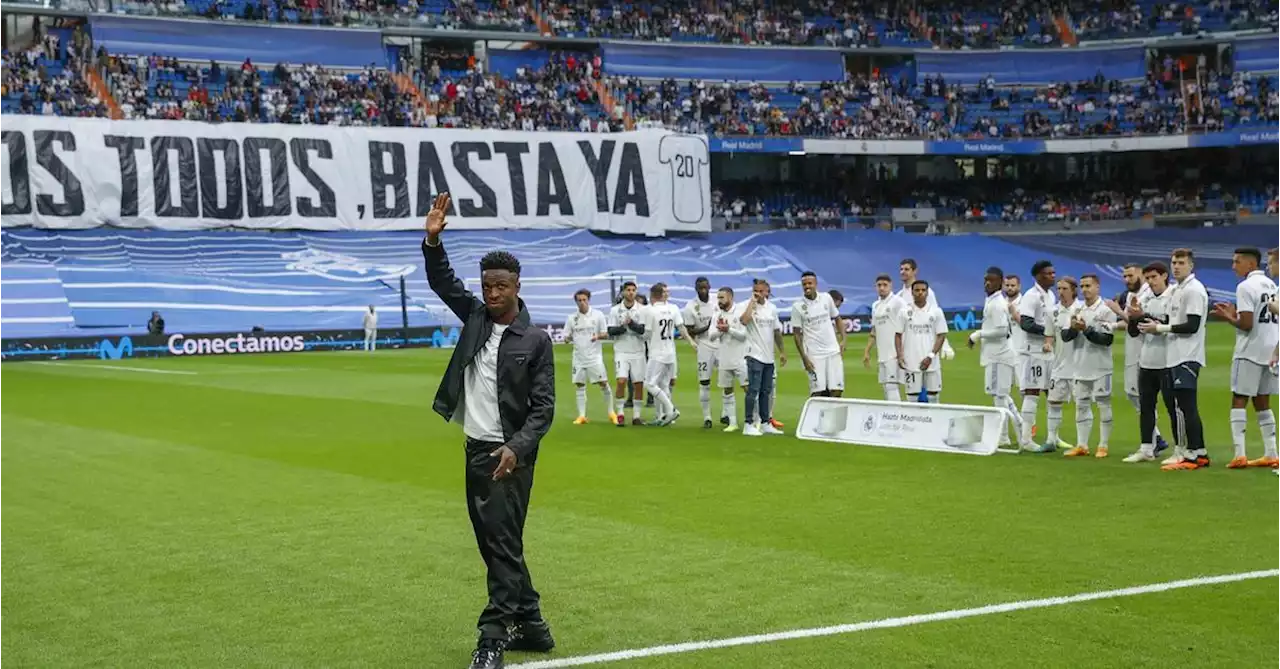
[682,297,717,350]
[903,302,948,371]
[1138,289,1171,370]
[1008,293,1025,356]
[1233,269,1279,365]
[1053,299,1082,379]
[978,291,1017,366]
[642,302,683,364]
[565,308,607,367]
[1018,282,1057,361]
[363,310,377,330]
[1165,273,1209,367]
[461,323,507,443]
[610,300,647,358]
[657,134,709,224]
[1119,283,1153,365]
[1072,298,1118,381]
[791,292,840,358]
[871,294,908,364]
[711,304,748,367]
[742,299,782,365]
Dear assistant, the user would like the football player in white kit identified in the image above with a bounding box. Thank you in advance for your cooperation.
[1122,262,1180,463]
[608,281,648,426]
[899,258,956,361]
[565,289,618,425]
[902,280,949,403]
[865,274,907,401]
[710,287,749,432]
[1004,275,1025,394]
[642,282,695,426]
[1044,276,1081,452]
[792,271,845,397]
[1212,247,1279,469]
[682,277,724,429]
[1016,260,1058,449]
[1059,275,1118,458]
[967,266,1026,448]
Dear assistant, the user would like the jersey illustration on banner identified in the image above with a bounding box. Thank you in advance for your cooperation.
[658,134,710,225]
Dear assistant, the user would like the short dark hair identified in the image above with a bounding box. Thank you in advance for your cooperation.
[828,289,843,304]
[875,274,893,284]
[621,280,637,290]
[912,279,930,290]
[695,276,710,285]
[753,278,770,287]
[480,250,521,275]
[1235,247,1262,263]
[1005,274,1020,284]
[986,266,1005,280]
[1172,248,1194,260]
[649,282,667,298]
[1081,273,1099,284]
[1123,262,1143,271]
[719,286,734,297]
[574,288,591,300]
[900,258,918,271]
[1142,261,1168,275]
[1031,260,1053,277]
[801,271,817,280]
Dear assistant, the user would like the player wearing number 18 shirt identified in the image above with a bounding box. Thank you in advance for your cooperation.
[642,282,694,426]
[902,280,948,403]
[682,277,722,429]
[1213,247,1279,469]
[1017,260,1057,449]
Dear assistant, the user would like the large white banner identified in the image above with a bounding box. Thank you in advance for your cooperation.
[0,116,711,236]
[796,397,1013,456]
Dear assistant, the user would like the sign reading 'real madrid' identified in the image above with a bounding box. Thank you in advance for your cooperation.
[0,117,711,237]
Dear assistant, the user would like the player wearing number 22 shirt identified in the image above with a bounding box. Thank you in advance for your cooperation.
[641,282,693,426]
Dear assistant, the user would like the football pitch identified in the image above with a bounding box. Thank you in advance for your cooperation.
[2,325,1276,668]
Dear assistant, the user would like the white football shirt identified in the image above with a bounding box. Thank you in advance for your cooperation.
[1072,297,1117,381]
[658,135,709,224]
[1008,293,1025,357]
[1052,299,1082,379]
[682,297,717,350]
[1138,288,1171,370]
[712,304,748,367]
[742,299,782,365]
[871,294,908,364]
[1165,273,1209,367]
[564,308,607,367]
[978,291,1017,366]
[609,300,646,357]
[1119,283,1153,365]
[1233,269,1279,366]
[791,292,841,358]
[642,302,683,364]
[1018,282,1057,361]
[903,302,948,371]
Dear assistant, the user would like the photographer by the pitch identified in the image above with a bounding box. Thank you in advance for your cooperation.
[422,193,557,669]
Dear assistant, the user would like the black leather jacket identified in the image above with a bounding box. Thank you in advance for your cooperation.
[422,239,555,465]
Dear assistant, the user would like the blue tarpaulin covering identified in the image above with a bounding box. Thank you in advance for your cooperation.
[89,16,384,67]
[1234,37,1280,74]
[602,42,844,81]
[915,46,1146,85]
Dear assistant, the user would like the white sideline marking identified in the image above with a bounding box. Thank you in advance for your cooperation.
[509,570,1279,668]
[32,361,197,376]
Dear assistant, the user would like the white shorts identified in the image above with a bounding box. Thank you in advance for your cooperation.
[1014,354,1027,390]
[984,362,1015,397]
[1047,376,1073,403]
[903,368,941,395]
[696,346,718,383]
[877,361,901,385]
[1073,375,1113,402]
[807,353,845,393]
[615,354,645,382]
[1123,365,1140,398]
[572,359,608,385]
[1231,358,1280,397]
[1020,357,1050,391]
[718,361,748,389]
[646,359,677,390]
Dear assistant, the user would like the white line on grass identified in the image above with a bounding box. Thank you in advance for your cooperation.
[31,361,198,376]
[509,569,1279,668]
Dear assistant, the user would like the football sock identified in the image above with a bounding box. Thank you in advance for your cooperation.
[600,386,614,415]
[575,386,587,418]
[723,393,737,427]
[1046,402,1063,443]
[1020,395,1038,443]
[1230,408,1248,458]
[1076,401,1094,447]
[1097,397,1112,448]
[1260,409,1278,458]
[699,384,711,421]
[882,384,900,401]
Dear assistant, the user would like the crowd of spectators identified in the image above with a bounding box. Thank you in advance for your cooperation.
[1,25,106,118]
[1072,0,1277,41]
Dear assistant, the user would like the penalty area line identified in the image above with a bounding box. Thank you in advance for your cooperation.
[509,569,1279,668]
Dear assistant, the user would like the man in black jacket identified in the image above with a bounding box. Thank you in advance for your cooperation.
[422,193,557,669]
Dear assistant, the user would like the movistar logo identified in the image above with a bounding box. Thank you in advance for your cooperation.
[951,311,979,332]
[99,336,133,360]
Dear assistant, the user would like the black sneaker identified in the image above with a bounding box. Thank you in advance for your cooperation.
[507,619,555,652]
[703,419,713,429]
[468,640,505,669]
[720,415,730,426]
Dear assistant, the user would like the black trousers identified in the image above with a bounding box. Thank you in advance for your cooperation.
[464,438,540,640]
[1166,362,1206,453]
[1139,367,1178,445]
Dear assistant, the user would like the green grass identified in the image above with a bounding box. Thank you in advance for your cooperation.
[2,325,1276,668]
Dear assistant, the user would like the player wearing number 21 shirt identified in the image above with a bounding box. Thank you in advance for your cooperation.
[641,282,694,427]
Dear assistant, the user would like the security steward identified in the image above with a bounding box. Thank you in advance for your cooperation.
[422,193,557,669]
